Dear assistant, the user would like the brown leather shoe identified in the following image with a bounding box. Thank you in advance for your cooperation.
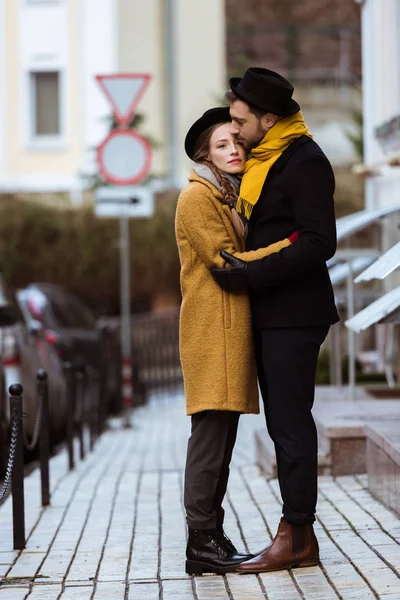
[237,518,319,574]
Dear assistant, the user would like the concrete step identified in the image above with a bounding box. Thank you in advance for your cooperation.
[313,387,400,476]
[254,387,400,478]
[365,422,400,516]
[255,429,332,479]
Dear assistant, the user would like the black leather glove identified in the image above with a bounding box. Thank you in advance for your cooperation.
[210,250,249,292]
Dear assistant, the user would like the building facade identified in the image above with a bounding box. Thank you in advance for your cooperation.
[359,0,400,290]
[0,0,226,200]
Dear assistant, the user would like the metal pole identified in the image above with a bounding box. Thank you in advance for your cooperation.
[89,369,97,452]
[347,262,356,401]
[63,363,75,470]
[120,212,133,427]
[37,370,50,507]
[333,322,342,387]
[165,0,179,185]
[97,326,108,436]
[9,384,25,550]
[76,368,85,461]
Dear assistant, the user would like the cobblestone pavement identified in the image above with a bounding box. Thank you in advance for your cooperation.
[0,390,399,599]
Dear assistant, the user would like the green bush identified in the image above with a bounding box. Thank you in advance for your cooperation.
[316,349,387,385]
[0,192,180,315]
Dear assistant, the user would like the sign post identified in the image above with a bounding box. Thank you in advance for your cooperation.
[95,74,153,426]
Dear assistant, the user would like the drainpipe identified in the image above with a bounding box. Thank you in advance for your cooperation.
[360,0,376,210]
[165,0,179,186]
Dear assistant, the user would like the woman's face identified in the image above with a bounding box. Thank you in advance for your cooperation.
[208,123,246,174]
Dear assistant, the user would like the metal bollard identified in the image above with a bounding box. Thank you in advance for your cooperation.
[9,384,25,550]
[76,367,85,461]
[90,367,99,451]
[98,325,109,434]
[63,362,75,471]
[37,370,50,507]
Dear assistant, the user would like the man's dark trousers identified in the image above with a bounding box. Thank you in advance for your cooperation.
[254,325,329,525]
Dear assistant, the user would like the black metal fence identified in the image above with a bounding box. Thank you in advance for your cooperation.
[0,362,106,550]
[131,308,182,399]
[102,308,183,405]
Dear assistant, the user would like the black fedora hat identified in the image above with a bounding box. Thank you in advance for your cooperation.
[185,107,231,160]
[229,67,300,116]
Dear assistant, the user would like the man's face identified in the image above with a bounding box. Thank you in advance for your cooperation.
[229,100,267,150]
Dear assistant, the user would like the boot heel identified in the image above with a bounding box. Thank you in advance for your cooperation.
[185,560,204,576]
[297,559,319,568]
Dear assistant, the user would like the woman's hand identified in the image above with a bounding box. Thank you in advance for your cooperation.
[210,251,249,292]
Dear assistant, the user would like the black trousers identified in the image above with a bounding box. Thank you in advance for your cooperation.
[184,410,240,530]
[254,326,329,525]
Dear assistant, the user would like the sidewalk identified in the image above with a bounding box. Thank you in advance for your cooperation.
[0,390,399,599]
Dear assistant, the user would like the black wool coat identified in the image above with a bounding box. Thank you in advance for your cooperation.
[245,135,340,329]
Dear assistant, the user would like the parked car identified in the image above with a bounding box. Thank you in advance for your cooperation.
[18,284,121,413]
[0,277,67,473]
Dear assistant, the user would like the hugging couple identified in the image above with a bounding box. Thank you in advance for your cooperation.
[175,67,339,576]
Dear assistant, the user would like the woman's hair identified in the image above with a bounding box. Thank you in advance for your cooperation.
[192,123,238,209]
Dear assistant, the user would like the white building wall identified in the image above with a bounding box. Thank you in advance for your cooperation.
[81,0,118,176]
[362,0,400,211]
[0,0,5,182]
[117,0,167,178]
[3,0,80,192]
[175,0,226,185]
[360,0,400,296]
[117,0,226,186]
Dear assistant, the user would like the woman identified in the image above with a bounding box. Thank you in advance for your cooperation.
[175,107,298,576]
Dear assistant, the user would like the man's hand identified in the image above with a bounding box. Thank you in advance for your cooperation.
[210,250,249,292]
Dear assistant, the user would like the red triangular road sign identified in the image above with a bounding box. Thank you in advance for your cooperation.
[96,73,152,125]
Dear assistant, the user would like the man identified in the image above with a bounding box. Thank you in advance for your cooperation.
[211,67,339,574]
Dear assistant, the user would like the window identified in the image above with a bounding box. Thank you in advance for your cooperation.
[50,295,96,330]
[30,71,60,137]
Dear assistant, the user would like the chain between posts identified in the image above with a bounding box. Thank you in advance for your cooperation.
[0,408,19,505]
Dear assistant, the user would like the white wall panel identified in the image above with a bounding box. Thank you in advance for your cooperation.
[81,0,118,174]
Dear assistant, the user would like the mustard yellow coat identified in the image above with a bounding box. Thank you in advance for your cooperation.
[175,171,291,416]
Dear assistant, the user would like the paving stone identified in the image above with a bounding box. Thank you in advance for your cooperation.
[0,588,30,599]
[62,584,94,599]
[0,551,19,565]
[7,551,46,579]
[162,578,195,599]
[28,583,62,599]
[226,573,266,599]
[194,575,230,599]
[127,581,159,599]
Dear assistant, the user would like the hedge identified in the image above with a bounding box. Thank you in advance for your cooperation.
[0,191,180,316]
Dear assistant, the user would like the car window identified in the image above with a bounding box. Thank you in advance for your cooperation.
[49,296,71,327]
[51,294,95,330]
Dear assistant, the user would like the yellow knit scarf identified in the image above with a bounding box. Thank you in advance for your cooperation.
[236,112,312,220]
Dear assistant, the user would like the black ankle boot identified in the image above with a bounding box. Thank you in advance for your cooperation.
[186,527,249,575]
[217,526,253,560]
